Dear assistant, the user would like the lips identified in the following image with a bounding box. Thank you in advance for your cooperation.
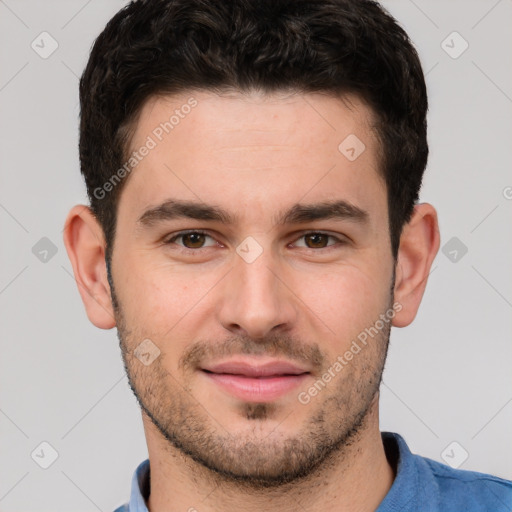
[201,359,311,402]
[202,360,310,378]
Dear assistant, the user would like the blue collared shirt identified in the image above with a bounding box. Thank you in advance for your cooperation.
[113,431,512,511]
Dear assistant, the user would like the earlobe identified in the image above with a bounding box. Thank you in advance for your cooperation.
[63,205,116,329]
[392,203,440,328]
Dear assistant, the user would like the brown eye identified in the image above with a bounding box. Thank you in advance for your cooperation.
[304,233,330,248]
[165,231,216,249]
[181,232,206,248]
[293,232,344,250]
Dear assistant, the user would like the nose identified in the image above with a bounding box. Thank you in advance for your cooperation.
[216,245,298,340]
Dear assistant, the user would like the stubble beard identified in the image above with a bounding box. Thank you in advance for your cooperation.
[107,258,392,490]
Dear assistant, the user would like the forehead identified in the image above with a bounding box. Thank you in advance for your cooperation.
[119,90,385,226]
[133,89,377,150]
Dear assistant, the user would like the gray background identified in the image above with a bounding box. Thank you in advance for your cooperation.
[0,0,511,510]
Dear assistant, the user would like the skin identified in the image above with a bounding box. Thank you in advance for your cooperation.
[64,90,440,512]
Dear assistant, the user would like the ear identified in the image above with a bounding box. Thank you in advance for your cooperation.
[62,205,116,329]
[392,203,440,328]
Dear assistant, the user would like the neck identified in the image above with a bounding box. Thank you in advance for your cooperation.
[144,399,395,512]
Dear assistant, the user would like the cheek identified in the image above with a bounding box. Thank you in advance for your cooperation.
[299,264,390,341]
[117,257,219,336]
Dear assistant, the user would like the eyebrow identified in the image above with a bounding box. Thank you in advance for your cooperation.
[136,198,369,228]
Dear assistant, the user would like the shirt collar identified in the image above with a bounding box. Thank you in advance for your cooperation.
[376,431,420,511]
[126,458,150,512]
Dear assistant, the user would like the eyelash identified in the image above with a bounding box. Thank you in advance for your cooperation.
[162,230,347,252]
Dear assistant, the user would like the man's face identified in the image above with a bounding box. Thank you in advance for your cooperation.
[109,90,396,486]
